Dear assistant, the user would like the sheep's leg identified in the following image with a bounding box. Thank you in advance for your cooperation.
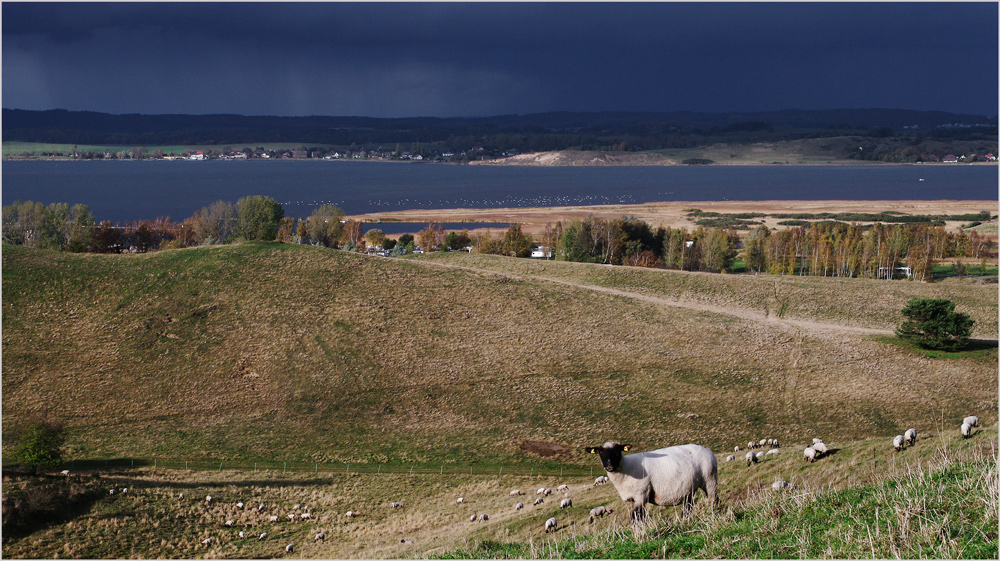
[630,503,648,525]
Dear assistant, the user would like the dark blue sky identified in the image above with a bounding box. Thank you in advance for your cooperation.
[3,2,997,118]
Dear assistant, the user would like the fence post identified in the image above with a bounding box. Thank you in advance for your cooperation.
[154,458,156,468]
[347,464,350,475]
[283,462,286,474]
[591,467,593,477]
[254,462,257,472]
[378,465,381,474]
[499,467,503,476]
[440,465,443,475]
[219,462,223,471]
[315,463,318,473]
[560,467,563,477]
[530,467,532,477]
[410,465,414,475]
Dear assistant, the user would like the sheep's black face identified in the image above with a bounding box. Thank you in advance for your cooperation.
[586,442,631,473]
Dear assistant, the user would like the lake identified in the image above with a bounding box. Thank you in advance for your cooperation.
[2,160,996,223]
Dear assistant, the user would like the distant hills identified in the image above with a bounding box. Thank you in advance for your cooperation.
[2,107,996,150]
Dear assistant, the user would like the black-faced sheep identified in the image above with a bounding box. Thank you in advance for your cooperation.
[556,484,570,492]
[314,532,325,542]
[812,441,828,456]
[533,498,544,505]
[964,416,980,428]
[893,435,905,451]
[771,480,791,491]
[745,451,757,466]
[390,502,402,509]
[904,428,916,446]
[479,513,489,521]
[514,502,524,510]
[587,441,717,521]
[559,498,572,508]
[593,475,609,486]
[725,454,735,462]
[510,489,523,496]
[961,422,973,438]
[544,517,557,532]
[285,544,294,553]
[803,447,817,463]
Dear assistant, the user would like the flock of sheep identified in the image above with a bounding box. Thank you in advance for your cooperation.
[456,480,616,535]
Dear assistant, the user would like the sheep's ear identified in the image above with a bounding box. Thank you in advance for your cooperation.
[585,447,597,454]
[622,444,632,452]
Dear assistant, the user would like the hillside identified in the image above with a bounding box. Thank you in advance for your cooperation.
[2,243,996,470]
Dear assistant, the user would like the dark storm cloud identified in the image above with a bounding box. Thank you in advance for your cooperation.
[3,2,997,117]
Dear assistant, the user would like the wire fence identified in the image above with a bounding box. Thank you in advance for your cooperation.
[55,458,598,478]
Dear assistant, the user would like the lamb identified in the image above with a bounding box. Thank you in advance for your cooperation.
[745,451,757,466]
[533,498,544,505]
[964,416,980,428]
[725,455,735,462]
[904,428,917,446]
[515,502,524,510]
[510,489,523,496]
[544,517,558,533]
[803,447,817,462]
[893,435,905,452]
[961,422,973,438]
[589,505,613,523]
[587,441,718,521]
[314,532,325,542]
[556,484,570,492]
[559,498,572,508]
[593,475,609,486]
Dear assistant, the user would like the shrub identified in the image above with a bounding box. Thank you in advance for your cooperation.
[895,298,974,351]
[9,419,66,474]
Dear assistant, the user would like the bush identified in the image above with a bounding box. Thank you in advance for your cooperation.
[9,420,66,474]
[895,298,974,351]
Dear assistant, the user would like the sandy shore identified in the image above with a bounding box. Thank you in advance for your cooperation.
[348,199,998,237]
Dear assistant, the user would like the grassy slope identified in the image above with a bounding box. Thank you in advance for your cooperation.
[3,243,996,469]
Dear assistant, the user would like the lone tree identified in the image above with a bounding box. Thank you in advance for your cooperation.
[896,298,974,351]
[10,419,66,474]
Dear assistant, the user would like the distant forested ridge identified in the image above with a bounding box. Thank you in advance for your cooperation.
[3,108,996,152]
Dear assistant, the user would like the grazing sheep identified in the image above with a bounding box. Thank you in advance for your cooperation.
[771,480,791,491]
[236,501,244,509]
[587,441,718,521]
[755,451,765,461]
[593,476,609,486]
[60,469,70,475]
[536,487,546,495]
[456,497,464,504]
[479,513,489,521]
[205,495,212,503]
[401,539,414,544]
[293,503,301,510]
[964,416,980,428]
[314,532,325,542]
[287,513,296,521]
[533,498,544,505]
[725,455,735,462]
[543,488,552,496]
[301,512,312,520]
[893,435,905,451]
[559,498,572,508]
[390,502,402,509]
[961,422,973,438]
[225,519,234,527]
[258,532,268,541]
[904,428,916,446]
[257,503,265,512]
[746,451,757,466]
[734,445,742,452]
[345,511,355,518]
[238,531,246,539]
[469,514,477,522]
[510,489,523,496]
[122,488,128,494]
[772,439,780,448]
[556,484,569,492]
[201,537,214,547]
[109,488,115,495]
[812,438,823,445]
[285,544,294,553]
[766,448,780,455]
[747,440,756,450]
[812,442,829,456]
[179,493,185,500]
[759,439,768,448]
[544,517,558,533]
[803,447,817,463]
[589,506,613,523]
[269,515,279,523]
[515,502,524,510]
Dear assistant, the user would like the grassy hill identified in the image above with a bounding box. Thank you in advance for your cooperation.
[2,242,997,557]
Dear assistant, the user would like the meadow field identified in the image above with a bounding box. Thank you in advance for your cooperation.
[2,241,997,558]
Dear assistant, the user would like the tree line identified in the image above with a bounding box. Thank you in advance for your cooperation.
[3,199,995,281]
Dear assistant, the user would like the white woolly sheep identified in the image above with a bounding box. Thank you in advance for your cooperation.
[544,488,552,496]
[201,537,214,547]
[257,503,265,512]
[60,469,70,475]
[589,506,613,523]
[747,440,756,450]
[812,438,823,445]
[109,488,115,495]
[544,517,557,533]
[964,416,980,428]
[479,513,489,521]
[269,515,279,522]
[559,498,572,508]
[904,428,916,446]
[803,447,817,463]
[556,484,569,492]
[746,451,757,466]
[759,438,767,447]
[755,451,765,461]
[593,475,609,486]
[258,532,268,541]
[301,512,312,520]
[812,442,828,456]
[587,441,718,521]
[515,502,524,510]
[179,493,185,500]
[238,531,246,539]
[772,439,780,448]
[734,445,742,452]
[345,511,355,518]
[285,544,294,553]
[536,487,546,495]
[771,480,791,491]
[236,501,244,509]
[293,503,301,510]
[510,489,523,496]
[893,435,904,452]
[287,513,296,521]
[469,514,477,522]
[766,449,780,456]
[456,497,464,504]
[225,519,234,527]
[533,498,544,505]
[205,495,212,503]
[961,422,972,438]
[725,455,735,462]
[401,539,414,544]
[390,502,402,509]
[314,532,325,542]
[122,488,128,494]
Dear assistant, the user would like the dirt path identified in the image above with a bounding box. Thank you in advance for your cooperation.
[413,258,894,340]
